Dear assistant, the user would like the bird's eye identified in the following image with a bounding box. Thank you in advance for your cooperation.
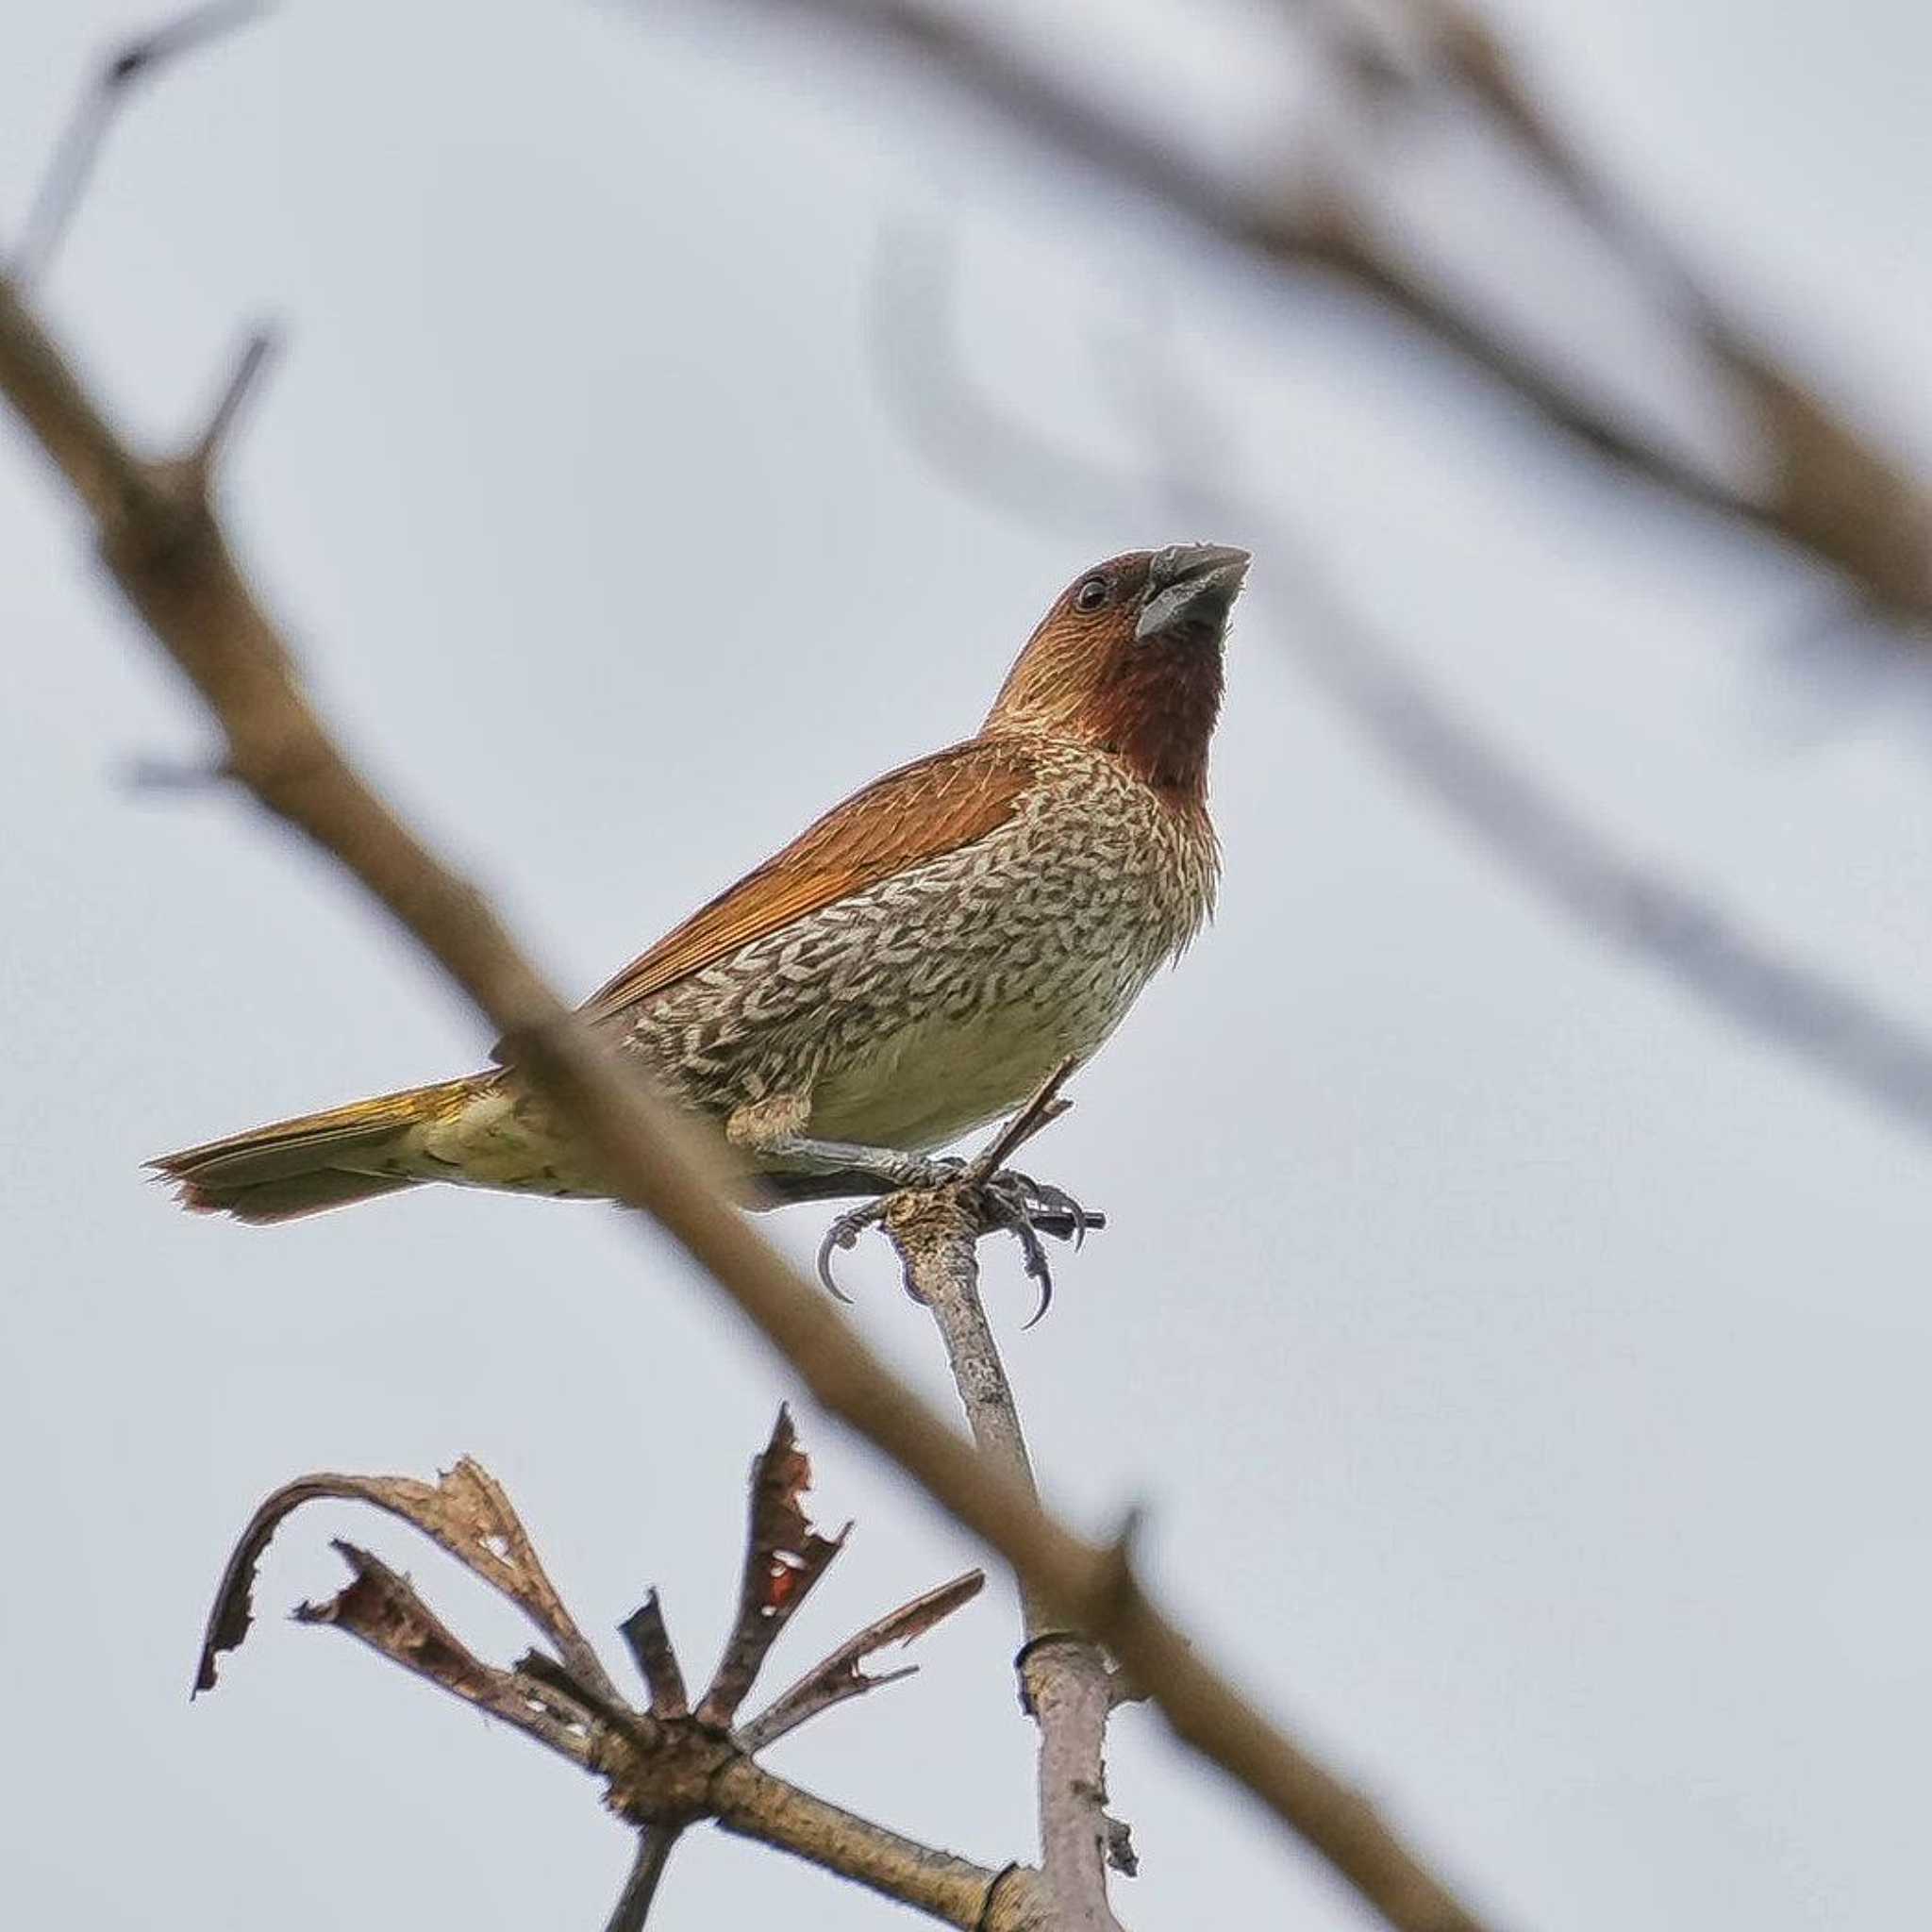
[1074,575,1110,612]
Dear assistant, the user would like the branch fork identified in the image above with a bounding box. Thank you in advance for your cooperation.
[195,1409,1032,1929]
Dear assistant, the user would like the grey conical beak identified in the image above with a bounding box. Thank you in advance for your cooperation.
[1135,543,1251,643]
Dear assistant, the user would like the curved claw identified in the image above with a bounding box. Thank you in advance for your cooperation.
[977,1174,1058,1327]
[1019,1245,1055,1329]
[815,1208,881,1303]
[1012,1171,1090,1251]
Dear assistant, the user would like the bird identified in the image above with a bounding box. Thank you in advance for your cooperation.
[153,543,1248,1264]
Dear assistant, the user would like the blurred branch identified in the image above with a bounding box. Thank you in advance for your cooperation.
[874,226,1932,1152]
[0,270,1496,1931]
[716,0,1931,625]
[202,1413,1024,1928]
[10,0,266,283]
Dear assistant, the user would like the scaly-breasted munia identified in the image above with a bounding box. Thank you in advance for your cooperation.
[153,544,1248,1229]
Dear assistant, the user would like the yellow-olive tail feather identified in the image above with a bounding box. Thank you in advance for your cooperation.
[150,1074,498,1224]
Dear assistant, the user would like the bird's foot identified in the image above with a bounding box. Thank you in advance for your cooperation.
[974,1168,1105,1327]
[811,1059,1103,1317]
[811,1163,1104,1323]
[812,1156,970,1300]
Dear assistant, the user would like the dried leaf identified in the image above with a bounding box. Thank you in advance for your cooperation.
[695,1407,847,1728]
[295,1541,598,1766]
[620,1591,690,1719]
[195,1461,615,1702]
[739,1569,985,1752]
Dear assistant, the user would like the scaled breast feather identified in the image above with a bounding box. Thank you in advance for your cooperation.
[580,737,1043,1023]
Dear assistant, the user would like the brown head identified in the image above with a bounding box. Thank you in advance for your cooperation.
[983,544,1249,806]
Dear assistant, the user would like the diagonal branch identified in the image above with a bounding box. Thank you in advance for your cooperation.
[0,268,1496,1931]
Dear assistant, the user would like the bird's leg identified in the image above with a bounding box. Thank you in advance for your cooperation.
[725,1094,964,1194]
[758,1133,963,1192]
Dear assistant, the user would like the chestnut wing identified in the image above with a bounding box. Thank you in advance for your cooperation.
[579,737,1041,1024]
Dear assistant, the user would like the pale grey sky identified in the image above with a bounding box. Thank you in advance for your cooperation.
[3,3,1929,1928]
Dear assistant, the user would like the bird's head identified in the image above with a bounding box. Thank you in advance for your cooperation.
[983,544,1249,805]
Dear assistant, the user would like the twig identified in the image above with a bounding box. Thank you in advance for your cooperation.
[10,0,267,283]
[1024,1635,1124,1932]
[187,325,279,480]
[604,1828,679,1932]
[0,270,1496,1930]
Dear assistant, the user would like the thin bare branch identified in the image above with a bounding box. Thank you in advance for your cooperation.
[712,1759,1052,1929]
[293,1537,1045,1926]
[11,0,267,283]
[603,1828,680,1932]
[0,267,1496,1930]
[885,1181,1124,1929]
[1027,1637,1126,1932]
[741,1569,985,1753]
[187,325,279,480]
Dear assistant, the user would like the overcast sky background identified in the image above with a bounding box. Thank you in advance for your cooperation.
[3,2,1930,1926]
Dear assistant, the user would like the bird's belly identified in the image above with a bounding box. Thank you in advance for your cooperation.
[803,971,1135,1154]
[624,750,1216,1165]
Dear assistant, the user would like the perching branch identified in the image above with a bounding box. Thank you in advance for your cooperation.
[199,1411,1024,1928]
[704,0,1932,627]
[866,1067,1127,1931]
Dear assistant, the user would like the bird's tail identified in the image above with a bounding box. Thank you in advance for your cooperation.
[150,1073,500,1224]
